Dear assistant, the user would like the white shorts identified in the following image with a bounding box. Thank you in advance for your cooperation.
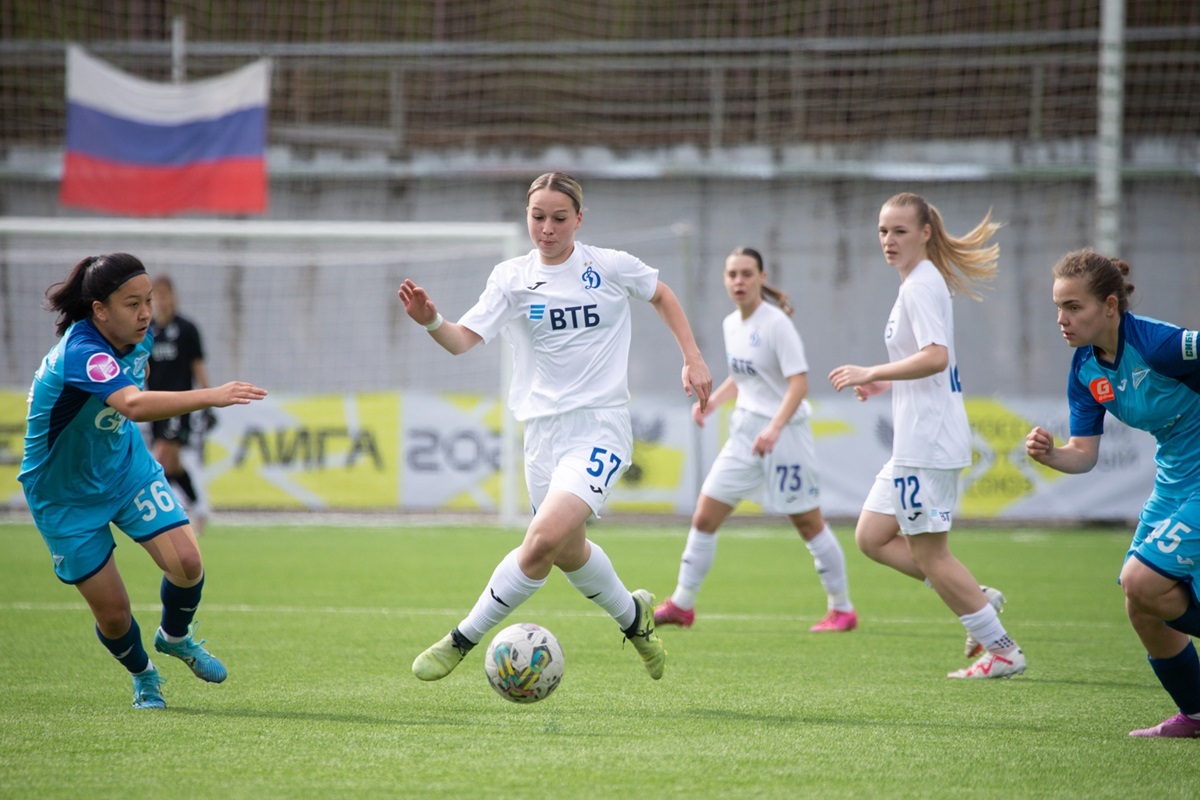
[862,459,961,534]
[524,407,632,518]
[700,408,821,515]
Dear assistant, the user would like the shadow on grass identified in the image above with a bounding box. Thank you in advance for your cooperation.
[158,704,611,734]
[153,701,1057,737]
[679,706,1054,733]
[158,705,415,726]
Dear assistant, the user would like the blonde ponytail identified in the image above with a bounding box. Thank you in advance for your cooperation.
[884,192,1001,301]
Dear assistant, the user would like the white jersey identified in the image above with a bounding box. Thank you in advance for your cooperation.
[884,259,971,468]
[458,243,660,421]
[724,301,811,423]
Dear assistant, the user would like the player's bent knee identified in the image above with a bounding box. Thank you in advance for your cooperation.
[521,529,567,570]
[177,555,204,584]
[92,605,133,636]
[1121,573,1175,618]
[157,549,204,585]
[854,530,882,559]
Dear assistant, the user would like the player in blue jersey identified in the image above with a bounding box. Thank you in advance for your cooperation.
[1026,248,1200,737]
[399,172,712,683]
[18,253,266,709]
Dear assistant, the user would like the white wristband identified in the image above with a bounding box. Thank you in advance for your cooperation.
[422,313,444,332]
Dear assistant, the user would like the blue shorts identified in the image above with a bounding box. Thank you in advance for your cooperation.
[28,472,190,585]
[1127,488,1200,605]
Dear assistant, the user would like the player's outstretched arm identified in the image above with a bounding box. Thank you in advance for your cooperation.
[398,278,482,355]
[1025,427,1100,474]
[108,382,267,422]
[649,281,713,413]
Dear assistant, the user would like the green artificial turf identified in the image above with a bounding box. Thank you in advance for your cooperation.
[1,519,1191,799]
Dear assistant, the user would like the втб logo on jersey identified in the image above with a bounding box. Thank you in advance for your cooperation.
[85,353,120,382]
[529,304,601,330]
[582,264,601,290]
[1090,377,1115,403]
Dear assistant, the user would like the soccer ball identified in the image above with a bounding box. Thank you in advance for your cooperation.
[483,622,564,704]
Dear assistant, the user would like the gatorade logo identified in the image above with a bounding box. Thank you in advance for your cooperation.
[1090,377,1115,403]
[1183,331,1198,361]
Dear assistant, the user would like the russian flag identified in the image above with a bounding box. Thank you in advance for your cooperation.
[60,44,271,216]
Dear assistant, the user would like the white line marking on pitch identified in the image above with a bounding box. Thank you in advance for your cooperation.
[0,601,1119,627]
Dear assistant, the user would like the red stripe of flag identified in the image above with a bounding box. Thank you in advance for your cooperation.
[59,152,266,216]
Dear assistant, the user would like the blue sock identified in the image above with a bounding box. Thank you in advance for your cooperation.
[1148,640,1200,715]
[1165,598,1200,637]
[160,574,204,637]
[96,617,150,674]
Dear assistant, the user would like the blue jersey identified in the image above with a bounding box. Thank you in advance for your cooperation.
[18,319,158,507]
[1067,313,1200,494]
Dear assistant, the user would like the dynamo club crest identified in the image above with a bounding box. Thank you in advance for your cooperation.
[582,264,601,290]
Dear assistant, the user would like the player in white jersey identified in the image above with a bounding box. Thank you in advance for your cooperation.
[654,247,857,633]
[399,172,712,683]
[829,192,1025,679]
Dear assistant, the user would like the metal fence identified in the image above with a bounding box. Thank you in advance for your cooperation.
[2,28,1198,159]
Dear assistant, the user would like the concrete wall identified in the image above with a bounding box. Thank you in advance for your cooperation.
[4,165,1199,401]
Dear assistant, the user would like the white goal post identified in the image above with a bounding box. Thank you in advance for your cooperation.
[0,216,528,526]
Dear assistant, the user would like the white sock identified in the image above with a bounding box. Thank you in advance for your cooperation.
[805,526,853,612]
[671,527,717,611]
[562,542,637,630]
[959,603,1016,653]
[458,549,545,644]
[158,627,186,644]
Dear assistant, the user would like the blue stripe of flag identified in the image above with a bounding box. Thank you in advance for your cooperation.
[65,103,266,166]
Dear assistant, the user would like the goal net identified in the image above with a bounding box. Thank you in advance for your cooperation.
[0,219,527,521]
